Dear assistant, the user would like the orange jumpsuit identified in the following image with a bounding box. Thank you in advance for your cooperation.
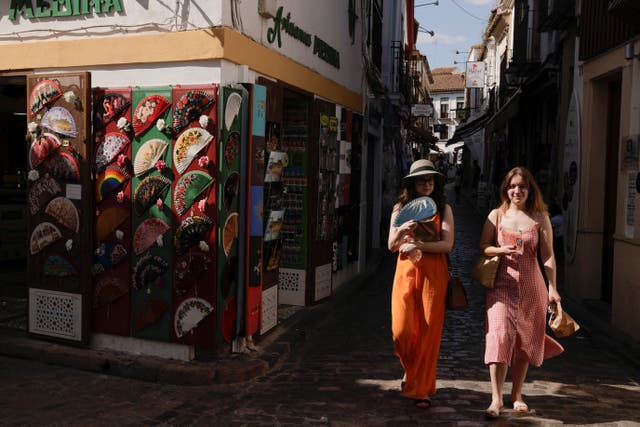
[391,213,448,399]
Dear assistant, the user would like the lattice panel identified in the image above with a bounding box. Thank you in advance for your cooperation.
[260,286,278,334]
[314,263,332,302]
[29,288,82,341]
[278,268,306,306]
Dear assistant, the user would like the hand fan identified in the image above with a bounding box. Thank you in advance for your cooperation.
[132,253,169,290]
[173,171,214,216]
[133,138,169,176]
[28,174,61,215]
[132,94,170,137]
[30,79,62,115]
[96,165,130,202]
[44,255,78,277]
[45,196,79,233]
[173,127,214,175]
[174,215,213,255]
[41,106,77,138]
[392,196,437,227]
[134,296,168,331]
[133,175,171,216]
[94,275,129,308]
[133,217,170,255]
[174,297,214,338]
[94,93,130,128]
[95,132,130,173]
[29,222,62,255]
[29,133,62,169]
[172,90,215,134]
[224,92,242,131]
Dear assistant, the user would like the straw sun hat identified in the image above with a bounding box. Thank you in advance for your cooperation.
[403,159,444,182]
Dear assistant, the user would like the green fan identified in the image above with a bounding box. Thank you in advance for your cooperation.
[174,171,214,216]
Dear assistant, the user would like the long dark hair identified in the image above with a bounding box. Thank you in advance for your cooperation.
[498,166,547,215]
[396,174,447,213]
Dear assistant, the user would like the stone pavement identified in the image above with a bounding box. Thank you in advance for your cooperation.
[1,192,640,425]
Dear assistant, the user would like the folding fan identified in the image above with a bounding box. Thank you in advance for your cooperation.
[224,92,242,131]
[173,127,214,175]
[95,132,130,172]
[174,253,211,294]
[133,138,169,176]
[94,93,130,128]
[133,175,171,216]
[45,196,79,233]
[44,255,78,278]
[96,165,130,202]
[132,253,169,290]
[174,297,214,338]
[28,174,61,215]
[132,94,170,137]
[95,206,129,242]
[134,296,168,331]
[46,151,80,182]
[94,274,129,308]
[41,106,77,138]
[392,196,438,227]
[29,222,62,255]
[223,172,240,211]
[29,133,62,169]
[174,215,213,255]
[133,217,169,255]
[173,171,214,216]
[30,79,62,115]
[92,241,128,275]
[172,90,215,134]
[224,132,240,166]
[222,212,239,257]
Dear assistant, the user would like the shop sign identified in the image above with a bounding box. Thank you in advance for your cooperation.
[266,6,341,69]
[411,104,432,117]
[466,61,485,88]
[9,0,123,21]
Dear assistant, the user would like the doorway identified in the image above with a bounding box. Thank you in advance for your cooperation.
[0,75,28,329]
[601,78,621,305]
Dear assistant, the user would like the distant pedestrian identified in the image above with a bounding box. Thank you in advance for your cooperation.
[387,159,454,409]
[478,166,563,418]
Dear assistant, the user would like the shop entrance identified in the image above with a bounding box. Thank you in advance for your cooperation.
[0,74,28,329]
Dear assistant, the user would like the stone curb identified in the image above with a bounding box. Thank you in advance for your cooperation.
[0,250,386,386]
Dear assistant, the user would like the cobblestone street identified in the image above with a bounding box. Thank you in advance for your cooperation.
[1,195,639,426]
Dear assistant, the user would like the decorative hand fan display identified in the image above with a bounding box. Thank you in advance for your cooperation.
[132,252,169,290]
[173,171,214,216]
[95,132,130,173]
[222,212,239,257]
[29,222,62,255]
[133,175,171,216]
[223,172,239,211]
[173,127,214,175]
[41,106,77,138]
[94,93,130,128]
[30,79,62,115]
[96,165,130,203]
[172,90,215,134]
[133,217,170,255]
[95,206,129,242]
[45,151,80,182]
[134,296,168,331]
[224,92,242,131]
[174,253,211,294]
[224,132,240,165]
[132,94,170,137]
[45,196,79,233]
[29,133,62,169]
[133,138,169,176]
[174,215,213,255]
[94,275,129,308]
[44,255,78,277]
[28,174,61,215]
[92,241,128,275]
[174,297,214,338]
[392,196,438,227]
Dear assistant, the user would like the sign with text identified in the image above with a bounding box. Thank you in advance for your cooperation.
[466,62,485,88]
[411,104,432,117]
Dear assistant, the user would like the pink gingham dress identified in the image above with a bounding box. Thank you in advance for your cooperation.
[484,214,563,367]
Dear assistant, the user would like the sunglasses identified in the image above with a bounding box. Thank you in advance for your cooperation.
[414,176,434,184]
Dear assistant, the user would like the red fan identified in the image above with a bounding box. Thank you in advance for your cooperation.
[30,79,62,115]
[132,94,170,137]
[172,90,215,134]
[94,93,130,128]
[29,133,62,169]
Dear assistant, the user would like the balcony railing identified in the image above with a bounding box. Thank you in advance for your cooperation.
[390,41,411,101]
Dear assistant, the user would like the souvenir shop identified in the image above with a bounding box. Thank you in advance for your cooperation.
[0,2,364,358]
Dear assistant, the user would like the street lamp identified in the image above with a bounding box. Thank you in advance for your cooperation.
[416,1,439,6]
[418,26,435,37]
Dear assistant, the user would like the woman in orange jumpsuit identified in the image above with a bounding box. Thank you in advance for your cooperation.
[388,159,454,408]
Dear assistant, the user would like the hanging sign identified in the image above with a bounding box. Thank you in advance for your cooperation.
[466,62,485,88]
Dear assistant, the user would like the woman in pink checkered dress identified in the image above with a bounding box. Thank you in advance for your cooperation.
[478,167,563,418]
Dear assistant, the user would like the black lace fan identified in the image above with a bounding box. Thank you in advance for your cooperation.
[174,215,213,255]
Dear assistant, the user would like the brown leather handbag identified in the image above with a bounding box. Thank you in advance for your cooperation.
[446,275,468,311]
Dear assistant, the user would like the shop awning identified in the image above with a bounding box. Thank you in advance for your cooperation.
[484,89,522,136]
[447,111,490,145]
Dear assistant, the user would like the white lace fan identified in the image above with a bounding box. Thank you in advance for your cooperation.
[224,92,242,131]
